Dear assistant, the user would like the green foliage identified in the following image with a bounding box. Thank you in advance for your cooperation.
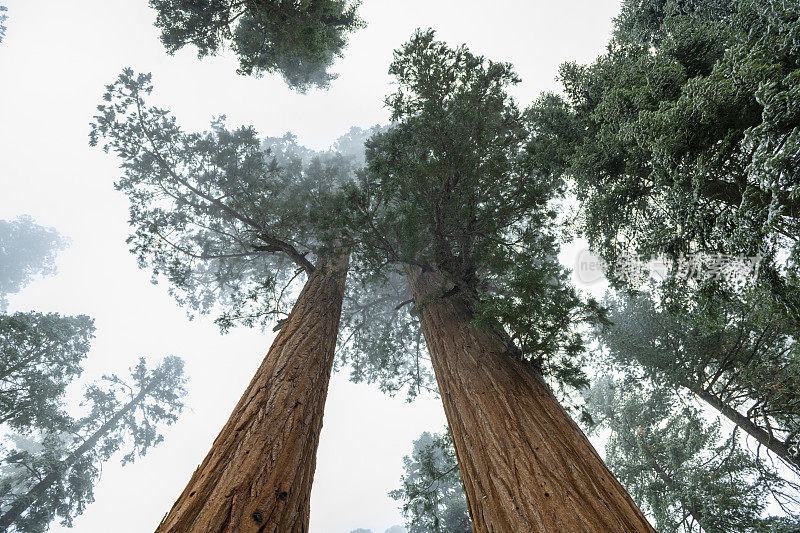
[79,356,186,465]
[0,356,186,532]
[149,0,364,91]
[531,0,800,316]
[0,433,96,532]
[0,3,7,43]
[534,1,800,520]
[0,214,184,530]
[90,69,357,332]
[344,30,599,388]
[599,288,800,477]
[585,376,786,533]
[389,430,470,533]
[336,270,435,400]
[0,312,95,433]
[0,216,68,312]
[90,69,438,399]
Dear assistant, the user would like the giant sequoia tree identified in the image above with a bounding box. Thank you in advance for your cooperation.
[91,70,357,531]
[149,0,364,90]
[340,30,652,531]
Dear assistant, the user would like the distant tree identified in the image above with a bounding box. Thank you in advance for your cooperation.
[349,529,372,533]
[600,288,800,477]
[149,0,364,91]
[390,430,470,533]
[0,3,7,43]
[91,70,359,531]
[0,216,68,312]
[585,376,792,532]
[0,356,186,532]
[384,526,406,533]
[0,433,96,533]
[0,312,95,433]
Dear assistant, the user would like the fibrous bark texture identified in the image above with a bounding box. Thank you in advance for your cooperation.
[156,254,349,533]
[407,268,654,533]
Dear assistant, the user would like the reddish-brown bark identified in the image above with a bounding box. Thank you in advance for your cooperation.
[407,268,654,532]
[156,254,348,533]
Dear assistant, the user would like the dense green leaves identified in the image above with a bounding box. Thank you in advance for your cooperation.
[530,0,800,319]
[0,216,68,312]
[390,430,470,533]
[585,376,789,533]
[149,0,364,91]
[0,312,95,433]
[345,30,599,387]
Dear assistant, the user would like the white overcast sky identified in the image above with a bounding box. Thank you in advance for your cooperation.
[0,1,621,531]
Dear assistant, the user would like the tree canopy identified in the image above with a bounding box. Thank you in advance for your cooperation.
[527,0,800,320]
[90,69,436,400]
[0,216,68,312]
[90,69,358,331]
[149,0,364,91]
[0,312,95,434]
[342,30,603,391]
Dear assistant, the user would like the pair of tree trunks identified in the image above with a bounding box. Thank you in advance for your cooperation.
[155,253,349,533]
[406,267,654,532]
[156,257,651,532]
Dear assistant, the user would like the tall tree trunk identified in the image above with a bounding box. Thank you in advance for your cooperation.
[0,380,157,530]
[407,268,654,533]
[156,253,349,533]
[687,384,800,472]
